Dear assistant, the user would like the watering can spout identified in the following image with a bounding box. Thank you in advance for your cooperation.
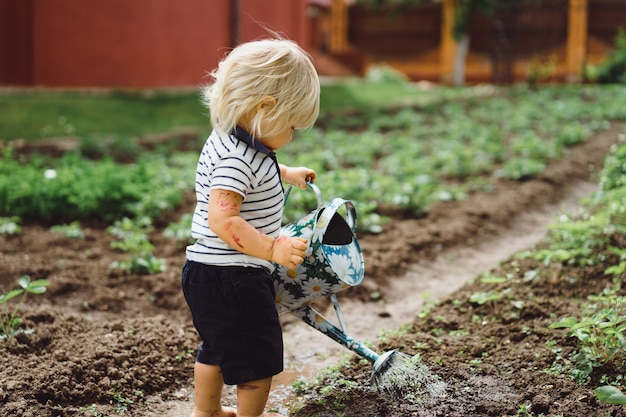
[372,349,400,375]
[294,305,380,363]
[294,303,400,382]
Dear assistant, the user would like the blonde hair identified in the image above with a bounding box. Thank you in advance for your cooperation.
[202,38,320,138]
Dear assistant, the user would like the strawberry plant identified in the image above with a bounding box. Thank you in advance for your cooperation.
[50,221,84,239]
[1,276,50,340]
[0,216,21,235]
[595,385,626,405]
[107,216,166,275]
[544,139,626,385]
[550,298,626,384]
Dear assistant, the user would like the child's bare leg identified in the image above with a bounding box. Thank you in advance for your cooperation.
[236,377,287,417]
[191,362,236,417]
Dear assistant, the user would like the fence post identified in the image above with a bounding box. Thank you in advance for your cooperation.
[565,0,588,82]
[440,0,457,84]
[329,0,348,54]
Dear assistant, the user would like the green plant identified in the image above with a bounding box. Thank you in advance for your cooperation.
[596,27,626,84]
[79,403,106,417]
[0,151,188,223]
[469,290,505,314]
[605,246,626,279]
[107,217,166,275]
[0,216,21,235]
[1,276,50,339]
[50,221,84,239]
[595,385,626,405]
[111,388,134,414]
[110,252,166,275]
[108,217,154,253]
[550,297,626,383]
[163,213,194,244]
[516,402,532,416]
[496,157,547,180]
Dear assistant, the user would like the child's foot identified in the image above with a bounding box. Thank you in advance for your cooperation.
[223,406,237,417]
[190,406,236,417]
[262,413,288,417]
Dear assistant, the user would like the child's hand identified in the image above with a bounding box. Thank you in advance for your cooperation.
[281,165,316,190]
[271,236,307,270]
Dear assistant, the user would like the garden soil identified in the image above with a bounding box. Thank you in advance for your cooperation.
[1,123,625,417]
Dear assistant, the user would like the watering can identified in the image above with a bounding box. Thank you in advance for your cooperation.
[271,183,400,382]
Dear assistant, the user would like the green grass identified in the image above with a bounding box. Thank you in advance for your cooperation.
[0,72,457,141]
[319,77,463,116]
[0,89,210,140]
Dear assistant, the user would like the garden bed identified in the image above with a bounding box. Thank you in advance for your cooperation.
[0,123,624,416]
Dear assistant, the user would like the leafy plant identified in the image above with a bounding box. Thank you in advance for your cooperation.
[469,290,505,315]
[1,276,50,340]
[79,404,106,417]
[107,217,166,275]
[550,297,626,383]
[596,27,626,84]
[110,253,166,275]
[50,221,84,239]
[108,216,154,253]
[0,216,21,235]
[605,246,626,279]
[595,385,626,405]
[495,157,546,180]
[111,388,137,414]
[163,213,194,244]
[4,84,626,237]
[0,150,188,223]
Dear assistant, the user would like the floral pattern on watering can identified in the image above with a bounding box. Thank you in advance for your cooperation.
[271,187,365,315]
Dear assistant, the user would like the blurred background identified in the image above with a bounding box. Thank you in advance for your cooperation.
[1,0,624,88]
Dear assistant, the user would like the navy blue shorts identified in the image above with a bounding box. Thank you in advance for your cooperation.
[181,260,283,385]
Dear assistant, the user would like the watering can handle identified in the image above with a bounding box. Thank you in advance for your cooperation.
[284,182,358,233]
[318,198,358,234]
[283,182,324,208]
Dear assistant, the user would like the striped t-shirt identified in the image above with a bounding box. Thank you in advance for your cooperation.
[186,127,284,272]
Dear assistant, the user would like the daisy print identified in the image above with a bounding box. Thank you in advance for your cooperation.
[300,307,334,332]
[326,251,355,281]
[312,217,329,243]
[323,262,335,277]
[274,283,298,311]
[302,277,331,299]
[279,266,307,284]
[349,243,362,266]
[312,311,334,332]
[330,282,351,294]
[280,223,298,238]
[298,225,313,242]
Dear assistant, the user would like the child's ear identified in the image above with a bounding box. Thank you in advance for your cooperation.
[256,95,277,113]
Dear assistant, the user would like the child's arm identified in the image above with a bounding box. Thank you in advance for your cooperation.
[280,164,316,190]
[208,189,307,270]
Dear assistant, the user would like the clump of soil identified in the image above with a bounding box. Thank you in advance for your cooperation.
[0,124,624,416]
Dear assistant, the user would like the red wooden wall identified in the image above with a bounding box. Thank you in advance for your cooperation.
[0,0,312,87]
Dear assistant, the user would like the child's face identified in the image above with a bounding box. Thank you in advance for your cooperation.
[260,124,294,151]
